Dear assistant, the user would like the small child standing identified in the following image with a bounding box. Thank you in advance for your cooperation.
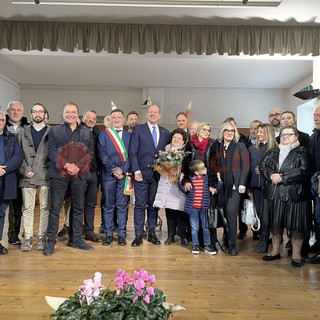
[179,159,217,255]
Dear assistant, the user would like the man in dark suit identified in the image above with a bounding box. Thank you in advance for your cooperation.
[98,108,131,246]
[129,104,170,247]
[43,102,93,256]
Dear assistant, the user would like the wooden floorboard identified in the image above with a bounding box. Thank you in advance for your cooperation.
[0,205,320,320]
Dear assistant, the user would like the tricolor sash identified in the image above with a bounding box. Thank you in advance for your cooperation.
[105,128,128,164]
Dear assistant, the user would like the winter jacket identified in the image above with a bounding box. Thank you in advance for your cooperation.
[260,145,310,202]
[178,175,211,214]
[17,124,50,187]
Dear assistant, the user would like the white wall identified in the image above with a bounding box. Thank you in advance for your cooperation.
[20,85,143,123]
[0,73,20,112]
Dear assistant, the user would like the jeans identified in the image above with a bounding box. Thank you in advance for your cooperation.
[189,208,211,246]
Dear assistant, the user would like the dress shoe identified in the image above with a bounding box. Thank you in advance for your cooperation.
[147,233,161,245]
[237,232,247,240]
[118,236,126,246]
[85,233,101,243]
[291,259,303,268]
[180,237,189,247]
[164,237,174,245]
[102,236,113,246]
[57,224,69,237]
[98,224,105,234]
[0,243,8,255]
[131,236,143,247]
[43,242,55,256]
[8,237,21,245]
[262,253,281,261]
[229,247,239,256]
[72,240,93,250]
[305,253,320,264]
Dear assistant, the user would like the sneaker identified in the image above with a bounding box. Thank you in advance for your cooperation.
[35,237,46,251]
[21,238,32,252]
[204,245,217,255]
[8,237,21,245]
[191,245,200,255]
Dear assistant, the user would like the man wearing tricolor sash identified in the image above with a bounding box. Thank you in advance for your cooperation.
[98,109,131,246]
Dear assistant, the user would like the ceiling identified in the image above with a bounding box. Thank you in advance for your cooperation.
[0,0,319,89]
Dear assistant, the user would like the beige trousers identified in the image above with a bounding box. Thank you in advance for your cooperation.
[22,186,50,238]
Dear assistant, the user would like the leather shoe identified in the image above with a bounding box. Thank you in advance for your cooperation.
[291,259,303,268]
[262,253,281,261]
[72,240,93,250]
[180,237,189,247]
[229,248,239,256]
[85,233,101,243]
[43,242,55,256]
[102,236,113,246]
[147,233,161,245]
[131,236,143,247]
[305,253,320,264]
[118,236,126,246]
[164,237,174,245]
[0,243,8,254]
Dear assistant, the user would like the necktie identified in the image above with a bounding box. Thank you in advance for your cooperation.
[152,126,157,148]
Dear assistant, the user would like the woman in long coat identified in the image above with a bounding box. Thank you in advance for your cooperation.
[259,125,310,267]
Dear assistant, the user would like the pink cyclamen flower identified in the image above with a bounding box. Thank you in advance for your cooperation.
[148,274,156,284]
[139,268,149,282]
[146,286,154,296]
[143,295,150,304]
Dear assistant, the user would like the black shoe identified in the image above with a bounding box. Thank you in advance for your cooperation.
[43,242,55,256]
[305,253,320,264]
[67,240,73,247]
[72,240,93,250]
[291,259,303,268]
[118,236,126,246]
[147,233,161,245]
[180,237,189,247]
[131,236,143,247]
[0,243,8,254]
[8,237,21,245]
[285,239,292,249]
[262,253,281,261]
[164,237,174,245]
[85,233,101,243]
[229,247,239,256]
[57,224,69,237]
[102,236,113,246]
[98,224,105,234]
[237,232,247,240]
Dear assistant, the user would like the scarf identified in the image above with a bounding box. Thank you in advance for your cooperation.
[278,140,300,169]
[190,135,209,155]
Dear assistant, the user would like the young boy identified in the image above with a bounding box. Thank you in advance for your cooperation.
[179,160,217,255]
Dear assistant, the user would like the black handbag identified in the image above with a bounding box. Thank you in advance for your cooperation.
[206,194,225,229]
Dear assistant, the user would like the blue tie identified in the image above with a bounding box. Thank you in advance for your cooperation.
[152,126,157,148]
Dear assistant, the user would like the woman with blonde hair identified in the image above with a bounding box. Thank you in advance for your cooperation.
[211,121,250,256]
[248,123,277,253]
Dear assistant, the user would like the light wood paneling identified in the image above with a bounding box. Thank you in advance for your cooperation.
[0,206,319,320]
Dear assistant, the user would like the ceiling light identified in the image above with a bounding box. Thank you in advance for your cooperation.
[10,0,282,8]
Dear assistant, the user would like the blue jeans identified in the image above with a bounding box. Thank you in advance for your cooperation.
[189,208,211,246]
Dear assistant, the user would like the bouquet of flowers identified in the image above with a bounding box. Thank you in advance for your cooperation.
[150,149,186,184]
[49,269,175,320]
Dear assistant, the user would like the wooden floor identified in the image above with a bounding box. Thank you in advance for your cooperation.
[0,205,320,320]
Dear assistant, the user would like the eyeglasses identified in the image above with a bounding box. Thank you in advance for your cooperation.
[224,129,235,133]
[269,113,281,118]
[280,133,296,138]
[32,110,45,114]
[201,128,211,133]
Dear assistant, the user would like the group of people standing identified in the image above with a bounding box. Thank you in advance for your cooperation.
[0,101,319,269]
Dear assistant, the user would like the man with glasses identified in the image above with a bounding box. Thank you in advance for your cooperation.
[268,108,282,138]
[18,103,50,252]
[5,101,29,246]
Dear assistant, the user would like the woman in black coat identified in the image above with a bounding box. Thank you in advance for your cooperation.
[259,125,310,267]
